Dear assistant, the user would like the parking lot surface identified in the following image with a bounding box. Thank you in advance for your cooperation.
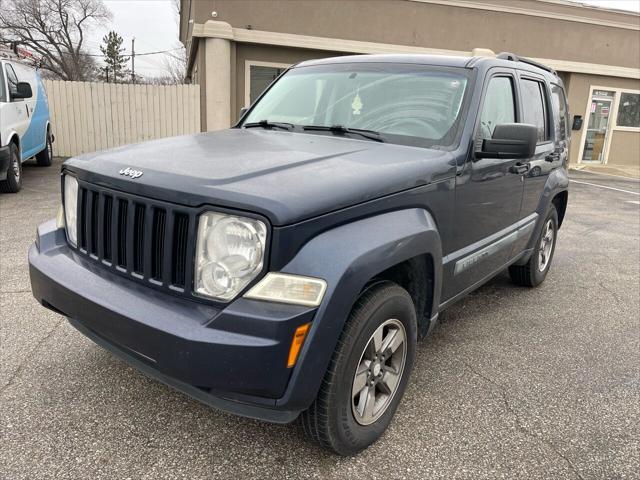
[1,160,638,479]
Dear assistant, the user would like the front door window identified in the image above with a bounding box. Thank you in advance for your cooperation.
[582,90,615,163]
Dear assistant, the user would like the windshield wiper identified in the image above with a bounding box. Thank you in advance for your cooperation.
[243,119,294,131]
[302,125,384,142]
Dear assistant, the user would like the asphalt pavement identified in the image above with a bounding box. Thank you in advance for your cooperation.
[1,159,638,479]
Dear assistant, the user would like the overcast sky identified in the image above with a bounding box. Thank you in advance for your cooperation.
[90,0,180,78]
[88,0,640,79]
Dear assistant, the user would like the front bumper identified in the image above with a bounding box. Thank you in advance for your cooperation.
[29,220,316,423]
[0,144,11,181]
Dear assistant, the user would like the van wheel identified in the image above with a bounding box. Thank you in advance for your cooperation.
[300,281,417,455]
[0,144,22,193]
[509,206,559,287]
[36,132,53,167]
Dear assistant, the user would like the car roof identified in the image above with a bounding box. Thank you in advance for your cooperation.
[295,53,558,81]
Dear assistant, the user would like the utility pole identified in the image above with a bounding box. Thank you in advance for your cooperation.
[131,37,135,83]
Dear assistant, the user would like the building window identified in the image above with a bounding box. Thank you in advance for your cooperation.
[248,64,287,106]
[617,92,639,128]
[520,79,549,143]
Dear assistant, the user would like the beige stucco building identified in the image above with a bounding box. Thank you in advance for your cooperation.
[179,0,640,169]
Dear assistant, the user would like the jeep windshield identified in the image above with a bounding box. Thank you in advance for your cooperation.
[241,62,472,149]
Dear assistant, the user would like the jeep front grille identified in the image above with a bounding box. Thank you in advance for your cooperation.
[75,181,195,294]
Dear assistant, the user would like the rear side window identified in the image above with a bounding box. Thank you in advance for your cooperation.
[551,84,569,141]
[521,79,549,143]
[478,76,516,143]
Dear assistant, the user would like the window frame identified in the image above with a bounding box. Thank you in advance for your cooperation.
[517,73,553,146]
[244,60,291,108]
[5,63,20,102]
[473,68,521,154]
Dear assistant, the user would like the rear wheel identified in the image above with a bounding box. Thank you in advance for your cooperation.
[509,206,558,287]
[36,131,53,167]
[300,281,417,455]
[0,143,22,193]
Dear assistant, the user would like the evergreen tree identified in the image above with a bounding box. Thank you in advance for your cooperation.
[100,31,129,83]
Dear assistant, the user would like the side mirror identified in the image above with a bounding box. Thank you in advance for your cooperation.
[238,107,248,120]
[572,115,583,131]
[476,123,537,159]
[11,82,33,100]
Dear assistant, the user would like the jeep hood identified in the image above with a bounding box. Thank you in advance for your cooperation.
[64,129,454,226]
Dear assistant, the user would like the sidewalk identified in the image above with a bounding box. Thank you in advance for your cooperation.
[570,163,640,179]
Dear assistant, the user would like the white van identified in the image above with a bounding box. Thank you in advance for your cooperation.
[0,54,54,193]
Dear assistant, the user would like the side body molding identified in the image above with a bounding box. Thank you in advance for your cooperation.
[275,208,442,410]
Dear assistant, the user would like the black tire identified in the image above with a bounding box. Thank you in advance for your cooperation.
[300,281,417,455]
[36,131,53,167]
[0,143,22,193]
[509,206,559,287]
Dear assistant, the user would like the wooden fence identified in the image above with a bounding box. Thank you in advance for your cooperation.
[43,80,201,157]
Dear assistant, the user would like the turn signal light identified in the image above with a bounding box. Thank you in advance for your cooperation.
[287,323,311,368]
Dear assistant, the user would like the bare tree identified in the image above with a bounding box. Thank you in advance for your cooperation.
[0,0,111,80]
[160,46,187,84]
[149,0,186,84]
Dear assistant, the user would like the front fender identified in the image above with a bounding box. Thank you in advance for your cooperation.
[275,208,442,411]
[538,166,569,214]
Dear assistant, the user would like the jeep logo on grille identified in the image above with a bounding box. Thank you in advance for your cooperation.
[119,167,143,179]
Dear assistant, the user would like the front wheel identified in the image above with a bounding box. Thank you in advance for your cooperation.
[509,206,558,287]
[300,281,417,455]
[0,144,22,193]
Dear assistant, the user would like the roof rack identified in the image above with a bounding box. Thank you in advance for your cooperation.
[0,43,37,65]
[496,52,557,76]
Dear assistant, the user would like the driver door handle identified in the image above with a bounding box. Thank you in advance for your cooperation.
[510,162,530,174]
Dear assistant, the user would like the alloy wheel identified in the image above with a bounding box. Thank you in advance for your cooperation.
[538,219,554,272]
[351,318,407,425]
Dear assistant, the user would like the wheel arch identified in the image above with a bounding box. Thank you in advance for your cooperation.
[8,132,20,152]
[275,208,443,410]
[364,254,435,338]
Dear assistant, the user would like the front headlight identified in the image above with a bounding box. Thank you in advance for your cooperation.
[63,175,78,247]
[194,212,267,301]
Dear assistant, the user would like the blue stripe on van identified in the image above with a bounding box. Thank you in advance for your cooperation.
[21,73,50,160]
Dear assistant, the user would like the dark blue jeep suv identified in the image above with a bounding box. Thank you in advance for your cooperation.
[29,52,569,455]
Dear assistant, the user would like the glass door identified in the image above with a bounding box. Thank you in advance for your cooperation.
[581,90,615,163]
